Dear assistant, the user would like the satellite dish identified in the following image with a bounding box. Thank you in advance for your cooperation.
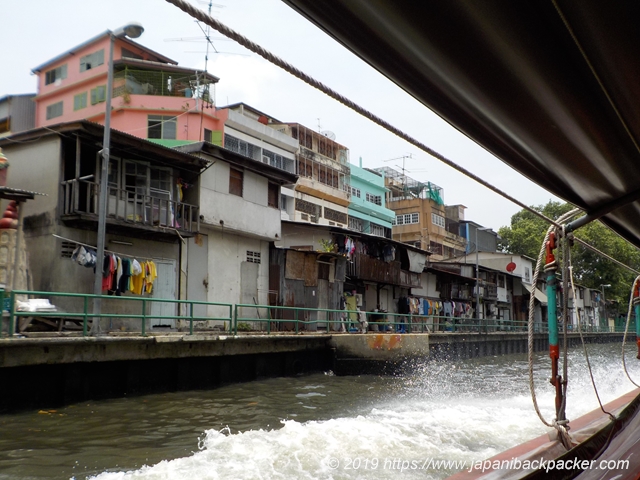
[506,262,516,272]
[320,130,336,140]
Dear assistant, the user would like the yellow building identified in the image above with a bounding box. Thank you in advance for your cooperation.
[374,167,467,261]
[272,123,351,227]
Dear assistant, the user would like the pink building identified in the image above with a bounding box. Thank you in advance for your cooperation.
[32,31,226,146]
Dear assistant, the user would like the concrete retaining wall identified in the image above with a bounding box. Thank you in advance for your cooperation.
[0,334,331,368]
[0,332,626,412]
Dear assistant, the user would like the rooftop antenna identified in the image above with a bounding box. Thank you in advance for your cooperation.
[383,154,414,178]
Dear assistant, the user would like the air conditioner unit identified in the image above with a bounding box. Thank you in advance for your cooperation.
[262,155,270,164]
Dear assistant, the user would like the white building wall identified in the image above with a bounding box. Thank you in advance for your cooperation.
[412,272,439,298]
[199,161,281,240]
[3,137,60,216]
[280,186,295,220]
[225,113,298,155]
[474,253,534,284]
[275,223,333,251]
[280,189,348,228]
[204,227,270,309]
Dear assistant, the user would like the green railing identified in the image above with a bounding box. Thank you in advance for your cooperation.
[232,303,628,335]
[2,290,232,338]
[1,289,632,337]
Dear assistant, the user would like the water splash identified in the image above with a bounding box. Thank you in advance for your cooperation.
[63,345,640,479]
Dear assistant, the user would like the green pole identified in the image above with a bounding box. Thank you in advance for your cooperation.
[267,307,271,335]
[233,304,238,335]
[141,299,147,336]
[83,296,89,337]
[189,302,194,336]
[8,290,15,337]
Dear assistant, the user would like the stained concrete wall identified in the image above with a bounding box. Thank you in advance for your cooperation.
[0,332,625,411]
[0,335,333,412]
[330,333,429,361]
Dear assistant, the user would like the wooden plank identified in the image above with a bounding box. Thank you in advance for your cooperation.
[285,249,305,280]
[303,253,318,287]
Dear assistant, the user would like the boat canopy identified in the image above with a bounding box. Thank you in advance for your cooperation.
[282,0,640,248]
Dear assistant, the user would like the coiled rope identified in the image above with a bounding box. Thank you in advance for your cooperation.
[568,263,616,421]
[621,276,640,389]
[527,209,579,448]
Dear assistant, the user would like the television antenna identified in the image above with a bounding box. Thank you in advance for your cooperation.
[164,2,248,57]
[383,154,414,177]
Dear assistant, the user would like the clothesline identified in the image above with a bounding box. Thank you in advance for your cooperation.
[52,234,176,262]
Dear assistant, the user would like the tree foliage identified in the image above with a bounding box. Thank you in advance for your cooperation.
[498,201,640,304]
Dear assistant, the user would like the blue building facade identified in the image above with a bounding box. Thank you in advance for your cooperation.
[347,161,395,237]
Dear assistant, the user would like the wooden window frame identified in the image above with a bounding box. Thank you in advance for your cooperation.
[229,168,243,197]
[268,182,279,209]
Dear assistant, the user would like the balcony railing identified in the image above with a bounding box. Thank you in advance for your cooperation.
[113,68,209,99]
[61,179,199,234]
[347,252,402,284]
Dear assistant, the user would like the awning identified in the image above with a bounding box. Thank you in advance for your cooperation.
[282,0,640,249]
[525,283,548,305]
[407,250,427,273]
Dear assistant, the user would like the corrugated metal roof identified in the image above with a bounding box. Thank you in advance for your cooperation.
[283,0,640,248]
[0,120,208,171]
[0,186,46,201]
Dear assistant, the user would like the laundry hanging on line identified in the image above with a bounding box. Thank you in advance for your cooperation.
[70,245,158,296]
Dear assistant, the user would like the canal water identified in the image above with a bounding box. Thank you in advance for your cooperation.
[0,343,638,480]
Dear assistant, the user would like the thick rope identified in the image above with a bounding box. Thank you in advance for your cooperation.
[621,276,640,388]
[164,0,640,282]
[528,226,555,428]
[574,237,640,276]
[568,263,616,421]
[164,0,640,449]
[164,0,561,228]
[527,209,580,443]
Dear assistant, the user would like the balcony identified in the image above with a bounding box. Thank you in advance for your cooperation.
[296,154,350,206]
[484,283,498,300]
[347,252,401,284]
[113,66,214,101]
[400,270,422,288]
[61,179,199,238]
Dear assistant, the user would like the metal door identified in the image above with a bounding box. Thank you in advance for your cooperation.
[150,259,177,328]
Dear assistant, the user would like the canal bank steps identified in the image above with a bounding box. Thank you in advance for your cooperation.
[0,332,624,412]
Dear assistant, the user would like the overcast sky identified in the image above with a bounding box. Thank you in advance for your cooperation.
[1,0,560,231]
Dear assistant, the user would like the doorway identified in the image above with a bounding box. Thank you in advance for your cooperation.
[150,259,177,328]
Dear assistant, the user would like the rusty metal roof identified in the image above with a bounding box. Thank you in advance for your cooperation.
[283,0,640,247]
